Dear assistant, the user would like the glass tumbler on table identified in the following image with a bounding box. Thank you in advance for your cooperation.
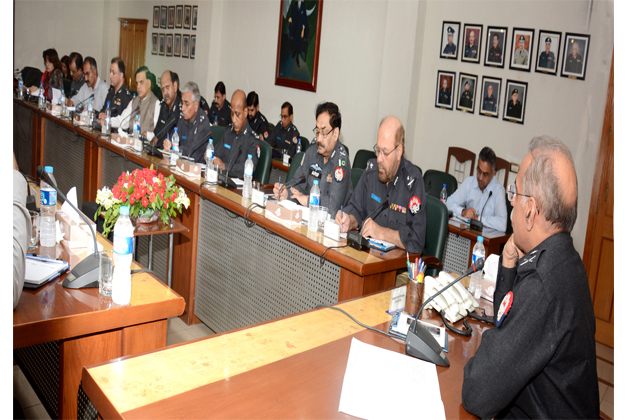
[28,210,39,250]
[99,250,114,297]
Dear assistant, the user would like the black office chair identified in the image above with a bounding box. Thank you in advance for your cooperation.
[421,194,449,277]
[211,126,225,146]
[352,149,376,170]
[62,78,72,96]
[286,150,305,183]
[21,67,43,89]
[268,122,275,133]
[299,136,309,152]
[423,169,458,197]
[351,168,364,190]
[254,140,272,185]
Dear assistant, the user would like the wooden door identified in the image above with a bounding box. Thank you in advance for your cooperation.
[583,52,613,348]
[118,18,148,91]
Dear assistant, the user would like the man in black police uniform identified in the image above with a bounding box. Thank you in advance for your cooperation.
[67,52,85,99]
[538,37,556,70]
[246,91,270,141]
[266,102,301,159]
[336,116,426,254]
[438,78,451,105]
[462,136,599,419]
[164,81,210,163]
[97,57,131,118]
[483,83,497,113]
[459,81,473,108]
[213,90,260,178]
[465,30,478,58]
[506,88,522,119]
[207,81,232,127]
[273,102,351,219]
[488,33,502,63]
[443,26,456,55]
[153,70,182,148]
[565,41,584,74]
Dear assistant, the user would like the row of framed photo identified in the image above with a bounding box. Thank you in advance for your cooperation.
[151,33,196,59]
[435,70,529,125]
[439,21,590,80]
[153,5,198,30]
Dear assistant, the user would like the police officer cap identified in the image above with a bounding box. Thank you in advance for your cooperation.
[447,26,455,34]
[545,37,552,44]
[512,88,519,94]
[519,35,526,42]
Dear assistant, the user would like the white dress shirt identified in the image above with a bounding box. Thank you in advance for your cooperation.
[71,77,109,111]
[445,175,507,232]
[111,97,161,142]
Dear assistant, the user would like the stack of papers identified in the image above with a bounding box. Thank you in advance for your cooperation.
[24,255,70,289]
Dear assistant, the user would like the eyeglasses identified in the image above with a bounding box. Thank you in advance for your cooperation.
[313,127,335,138]
[507,183,533,203]
[373,144,399,158]
[110,70,119,76]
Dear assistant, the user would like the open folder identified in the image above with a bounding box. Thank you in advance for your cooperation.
[24,255,70,289]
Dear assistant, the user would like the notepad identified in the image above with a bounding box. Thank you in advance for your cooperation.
[24,256,70,288]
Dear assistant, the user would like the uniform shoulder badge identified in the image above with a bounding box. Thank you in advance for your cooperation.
[408,196,421,214]
[292,136,298,144]
[496,291,513,327]
[334,167,344,182]
[330,150,336,159]
[264,131,269,138]
[256,145,261,158]
[366,160,376,171]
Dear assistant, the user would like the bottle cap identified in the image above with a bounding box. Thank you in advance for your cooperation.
[120,206,130,215]
[174,127,178,131]
[313,180,319,185]
[45,166,53,173]
[107,101,110,106]
[209,139,213,143]
[248,154,252,159]
[477,236,484,242]
[443,184,446,187]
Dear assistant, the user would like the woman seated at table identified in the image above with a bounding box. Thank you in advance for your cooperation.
[29,48,64,100]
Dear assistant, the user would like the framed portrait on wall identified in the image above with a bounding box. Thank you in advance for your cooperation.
[190,35,196,59]
[174,34,181,57]
[184,5,191,29]
[176,5,183,28]
[503,80,528,124]
[153,6,160,28]
[461,24,482,64]
[151,34,158,55]
[535,30,561,75]
[275,0,324,92]
[166,34,173,57]
[479,76,502,118]
[484,26,507,67]
[160,5,167,29]
[509,28,534,72]
[159,34,165,56]
[435,70,455,110]
[456,73,478,113]
[182,34,190,58]
[440,21,460,59]
[561,32,590,80]
[168,6,175,29]
[192,6,198,30]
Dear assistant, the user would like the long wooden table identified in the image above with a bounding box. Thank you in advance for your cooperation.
[14,97,420,330]
[13,234,185,419]
[81,289,493,419]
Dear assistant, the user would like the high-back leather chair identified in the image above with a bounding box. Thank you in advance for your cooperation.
[211,126,225,146]
[423,169,458,197]
[286,151,305,183]
[446,147,475,184]
[299,136,310,152]
[351,167,364,190]
[352,149,376,170]
[254,140,272,185]
[421,194,449,277]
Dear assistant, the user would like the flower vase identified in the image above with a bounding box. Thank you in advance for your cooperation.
[135,208,160,225]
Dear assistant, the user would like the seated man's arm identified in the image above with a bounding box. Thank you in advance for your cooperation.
[111,101,132,130]
[337,171,369,232]
[445,179,469,218]
[265,125,279,149]
[481,185,508,232]
[144,101,161,142]
[189,123,211,164]
[325,163,352,218]
[13,170,29,309]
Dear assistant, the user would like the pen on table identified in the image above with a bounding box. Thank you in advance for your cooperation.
[278,176,282,199]
[341,205,344,231]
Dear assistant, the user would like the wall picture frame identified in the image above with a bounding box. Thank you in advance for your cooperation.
[509,28,534,72]
[440,21,460,60]
[484,26,507,68]
[176,5,183,28]
[456,73,478,113]
[166,34,173,57]
[561,32,590,80]
[174,34,182,57]
[535,30,561,75]
[190,35,196,59]
[479,76,502,118]
[168,6,175,29]
[151,33,158,55]
[153,6,160,28]
[159,34,165,56]
[184,5,191,29]
[182,34,190,58]
[192,6,198,30]
[275,0,324,92]
[503,80,528,124]
[435,70,455,110]
[461,24,483,64]
[160,5,167,29]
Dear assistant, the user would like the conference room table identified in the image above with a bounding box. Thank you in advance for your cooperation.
[81,288,494,419]
[13,233,185,419]
[14,96,420,334]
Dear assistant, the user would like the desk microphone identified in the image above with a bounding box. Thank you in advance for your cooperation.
[218,143,242,188]
[405,258,484,366]
[74,93,95,113]
[470,191,492,233]
[152,114,178,145]
[36,165,101,289]
[346,198,389,251]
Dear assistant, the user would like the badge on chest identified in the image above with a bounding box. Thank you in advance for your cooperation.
[309,164,322,179]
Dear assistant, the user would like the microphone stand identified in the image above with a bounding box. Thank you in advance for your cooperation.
[346,199,389,251]
[470,191,492,233]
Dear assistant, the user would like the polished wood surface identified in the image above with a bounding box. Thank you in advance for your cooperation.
[271,158,290,173]
[133,218,189,237]
[82,289,493,419]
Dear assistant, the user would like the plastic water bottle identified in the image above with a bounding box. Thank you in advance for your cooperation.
[205,138,214,169]
[102,101,111,135]
[440,184,448,203]
[112,206,134,305]
[87,97,94,127]
[133,114,143,152]
[308,180,320,232]
[60,90,66,116]
[18,75,24,100]
[296,139,302,154]
[38,82,46,109]
[468,236,486,299]
[171,129,179,165]
[242,154,254,199]
[39,166,57,247]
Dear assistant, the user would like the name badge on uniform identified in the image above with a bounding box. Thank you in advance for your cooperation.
[309,167,321,179]
[224,143,231,149]
[181,136,186,140]
[371,193,381,203]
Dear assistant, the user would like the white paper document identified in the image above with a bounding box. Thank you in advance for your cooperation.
[339,338,446,420]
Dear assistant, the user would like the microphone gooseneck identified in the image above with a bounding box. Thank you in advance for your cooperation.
[479,191,493,222]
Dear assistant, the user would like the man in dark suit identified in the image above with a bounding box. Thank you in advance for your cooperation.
[438,78,451,105]
[507,89,523,119]
[538,37,556,70]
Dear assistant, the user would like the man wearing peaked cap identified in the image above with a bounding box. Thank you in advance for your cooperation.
[514,34,529,65]
[443,26,457,55]
[506,88,523,119]
[538,37,556,70]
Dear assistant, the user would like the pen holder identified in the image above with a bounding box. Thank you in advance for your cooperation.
[405,278,424,318]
